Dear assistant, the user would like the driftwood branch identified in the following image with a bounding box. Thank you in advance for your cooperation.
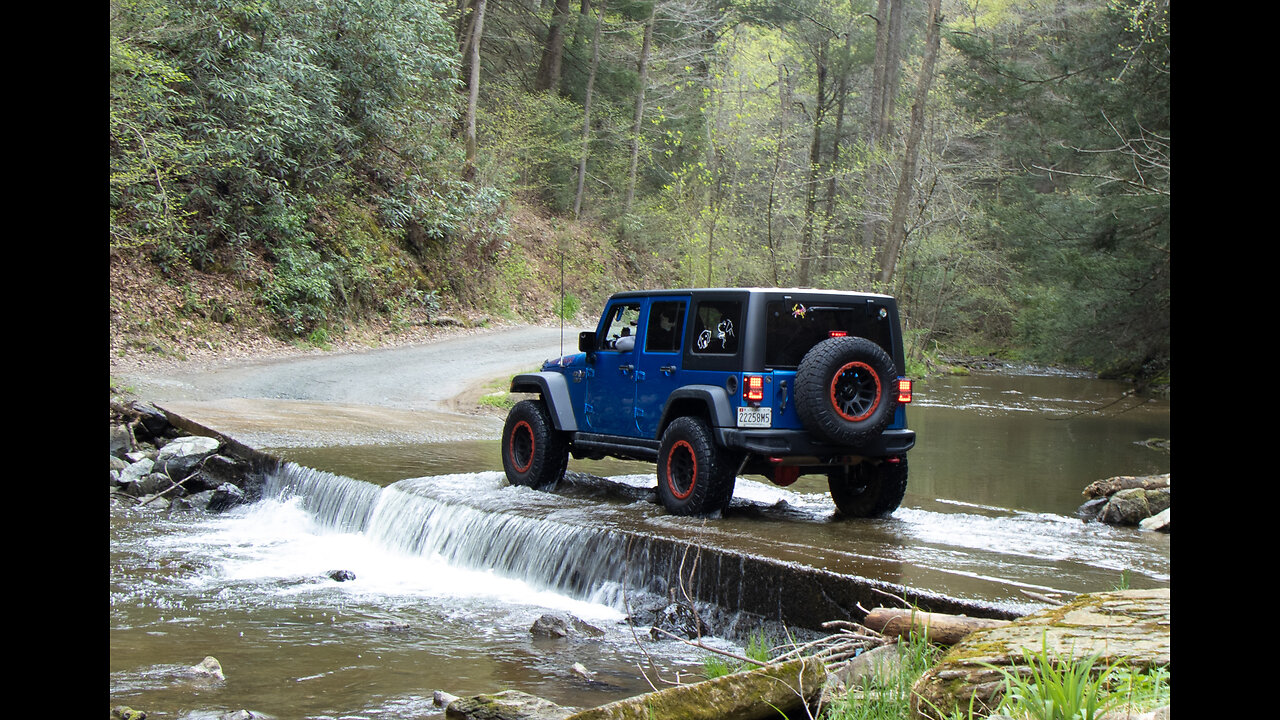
[862,607,1010,645]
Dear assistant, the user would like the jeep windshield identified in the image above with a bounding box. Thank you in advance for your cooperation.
[763,300,895,369]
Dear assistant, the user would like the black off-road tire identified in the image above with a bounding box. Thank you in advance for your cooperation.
[828,457,908,518]
[501,399,569,490]
[657,416,740,516]
[795,336,899,446]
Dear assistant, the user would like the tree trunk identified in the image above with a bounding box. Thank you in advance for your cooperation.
[819,29,853,278]
[877,0,941,285]
[863,607,1010,645]
[624,5,655,217]
[859,0,905,280]
[464,0,487,183]
[534,0,572,92]
[798,39,828,288]
[572,0,605,218]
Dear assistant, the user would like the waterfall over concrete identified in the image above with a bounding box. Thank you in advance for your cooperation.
[262,463,1021,636]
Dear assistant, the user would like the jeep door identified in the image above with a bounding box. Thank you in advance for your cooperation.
[633,297,689,438]
[584,299,642,435]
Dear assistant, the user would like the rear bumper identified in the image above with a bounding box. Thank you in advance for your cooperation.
[717,427,915,458]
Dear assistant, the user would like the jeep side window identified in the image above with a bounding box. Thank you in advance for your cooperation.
[691,301,740,354]
[645,301,686,353]
[602,302,642,350]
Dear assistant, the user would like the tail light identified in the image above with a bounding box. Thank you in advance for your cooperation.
[744,375,765,403]
[896,378,913,404]
[828,330,848,337]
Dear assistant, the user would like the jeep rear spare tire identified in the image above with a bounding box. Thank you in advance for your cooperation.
[502,399,569,490]
[657,416,739,516]
[794,336,898,446]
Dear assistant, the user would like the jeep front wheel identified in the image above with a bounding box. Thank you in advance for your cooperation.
[657,416,739,516]
[501,399,569,490]
[828,457,908,518]
[795,336,898,446]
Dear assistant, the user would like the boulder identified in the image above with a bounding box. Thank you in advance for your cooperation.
[1138,508,1169,532]
[648,602,709,640]
[820,643,907,706]
[155,435,222,479]
[531,613,605,640]
[1098,487,1170,526]
[129,401,171,439]
[446,690,575,720]
[910,589,1170,719]
[208,482,246,513]
[189,656,225,681]
[118,458,155,489]
[111,424,136,458]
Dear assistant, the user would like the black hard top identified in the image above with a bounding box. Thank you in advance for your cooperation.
[606,287,896,301]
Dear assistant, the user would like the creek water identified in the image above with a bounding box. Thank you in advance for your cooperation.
[109,367,1170,719]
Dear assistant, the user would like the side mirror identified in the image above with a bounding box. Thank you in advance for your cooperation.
[578,331,596,352]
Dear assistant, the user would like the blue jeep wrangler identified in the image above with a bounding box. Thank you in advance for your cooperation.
[501,288,915,517]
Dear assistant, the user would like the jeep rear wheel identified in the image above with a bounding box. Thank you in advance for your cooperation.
[502,399,568,490]
[657,416,739,516]
[828,457,908,518]
[795,336,898,446]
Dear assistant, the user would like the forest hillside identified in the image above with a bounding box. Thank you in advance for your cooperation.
[109,0,1169,384]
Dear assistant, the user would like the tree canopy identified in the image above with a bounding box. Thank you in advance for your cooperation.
[110,0,1170,383]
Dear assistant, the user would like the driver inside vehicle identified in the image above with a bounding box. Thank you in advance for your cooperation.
[615,327,635,351]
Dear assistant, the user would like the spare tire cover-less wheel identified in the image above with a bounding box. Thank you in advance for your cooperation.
[501,399,568,490]
[794,336,898,446]
[657,416,738,516]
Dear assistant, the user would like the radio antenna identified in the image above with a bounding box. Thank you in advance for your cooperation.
[559,251,565,358]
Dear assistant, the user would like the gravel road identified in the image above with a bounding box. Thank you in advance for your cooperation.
[111,324,579,448]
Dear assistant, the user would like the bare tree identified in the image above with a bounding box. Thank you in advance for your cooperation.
[877,0,941,285]
[624,3,657,216]
[573,0,606,218]
[464,0,487,182]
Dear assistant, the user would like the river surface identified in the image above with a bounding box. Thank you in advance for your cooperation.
[109,330,1170,719]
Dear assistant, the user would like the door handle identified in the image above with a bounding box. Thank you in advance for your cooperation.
[619,364,634,373]
[660,365,677,374]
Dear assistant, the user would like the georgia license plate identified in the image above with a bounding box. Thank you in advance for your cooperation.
[737,406,772,428]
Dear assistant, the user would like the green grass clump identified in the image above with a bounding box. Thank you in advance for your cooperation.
[822,632,942,720]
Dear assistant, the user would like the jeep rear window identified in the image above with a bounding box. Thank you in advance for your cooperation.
[692,301,740,355]
[764,301,893,368]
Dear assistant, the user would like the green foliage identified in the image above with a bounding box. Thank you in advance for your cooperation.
[109,0,1169,374]
[945,0,1169,379]
[698,628,775,680]
[823,632,944,720]
[984,644,1119,720]
[110,0,467,336]
[554,292,581,320]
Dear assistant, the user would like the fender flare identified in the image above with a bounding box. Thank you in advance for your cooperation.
[509,372,578,432]
[659,385,735,433]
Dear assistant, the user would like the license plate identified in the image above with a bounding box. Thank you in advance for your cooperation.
[737,406,772,428]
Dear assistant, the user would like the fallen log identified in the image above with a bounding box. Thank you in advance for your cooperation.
[862,608,1010,645]
[565,657,826,720]
[1081,473,1169,500]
